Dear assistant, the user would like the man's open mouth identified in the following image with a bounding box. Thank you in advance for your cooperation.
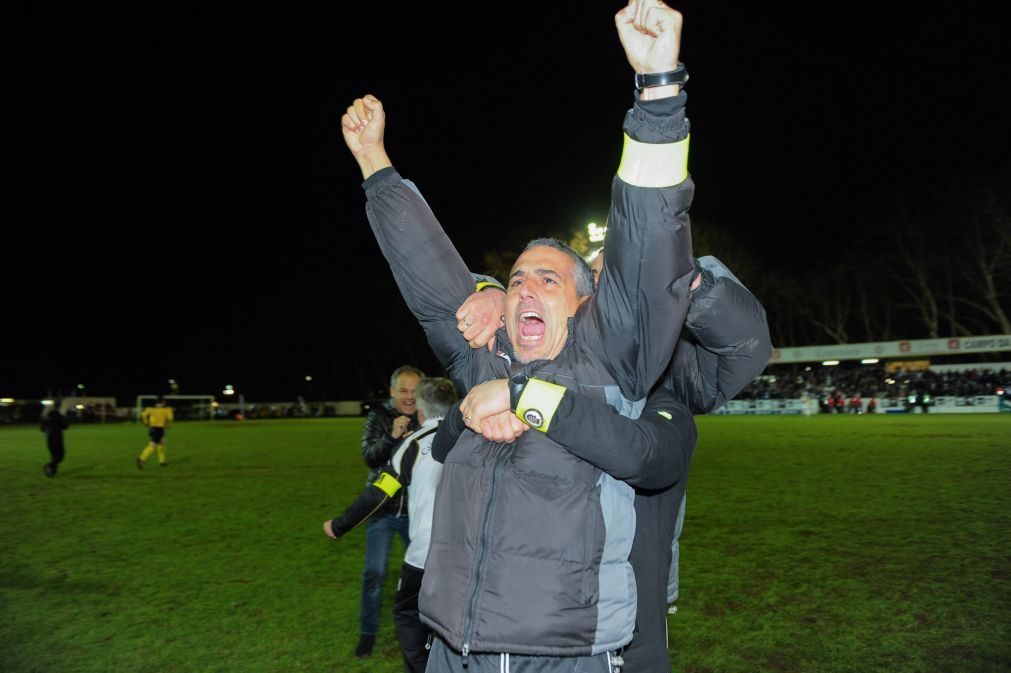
[519,311,546,342]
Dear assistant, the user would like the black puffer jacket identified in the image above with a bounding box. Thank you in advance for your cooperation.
[359,399,417,516]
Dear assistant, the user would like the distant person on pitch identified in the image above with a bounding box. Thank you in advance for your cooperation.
[41,402,69,477]
[137,396,173,468]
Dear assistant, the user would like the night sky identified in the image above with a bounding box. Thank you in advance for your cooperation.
[4,2,1009,403]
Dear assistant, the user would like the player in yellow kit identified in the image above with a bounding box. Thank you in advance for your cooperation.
[137,396,174,468]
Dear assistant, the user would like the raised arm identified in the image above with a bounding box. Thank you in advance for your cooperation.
[579,0,695,400]
[342,95,484,386]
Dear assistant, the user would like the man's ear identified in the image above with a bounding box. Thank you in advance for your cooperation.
[577,294,592,306]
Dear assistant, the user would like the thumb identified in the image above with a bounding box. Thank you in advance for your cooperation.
[362,94,382,110]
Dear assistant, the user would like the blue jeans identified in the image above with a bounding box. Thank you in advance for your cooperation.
[360,512,410,636]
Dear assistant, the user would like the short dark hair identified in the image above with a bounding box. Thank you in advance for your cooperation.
[390,365,425,388]
[415,378,458,419]
[523,238,595,297]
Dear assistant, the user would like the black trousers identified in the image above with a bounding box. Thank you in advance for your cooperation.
[46,437,65,474]
[393,563,429,673]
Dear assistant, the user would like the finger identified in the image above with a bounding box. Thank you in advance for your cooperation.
[363,95,384,123]
[462,323,482,342]
[346,105,362,129]
[353,100,370,127]
[643,6,672,36]
[635,0,651,30]
[510,417,528,437]
[341,114,357,131]
[456,291,480,320]
[353,98,368,122]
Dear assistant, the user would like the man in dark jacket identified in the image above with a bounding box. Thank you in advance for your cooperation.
[342,3,695,668]
[354,365,422,657]
[40,403,69,478]
[455,252,771,673]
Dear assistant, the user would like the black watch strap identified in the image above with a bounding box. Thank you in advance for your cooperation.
[635,62,688,90]
[509,374,528,411]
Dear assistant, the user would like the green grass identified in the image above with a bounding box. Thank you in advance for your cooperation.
[1,415,1009,673]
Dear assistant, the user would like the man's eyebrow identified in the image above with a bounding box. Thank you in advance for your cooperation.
[534,268,563,280]
[509,268,563,281]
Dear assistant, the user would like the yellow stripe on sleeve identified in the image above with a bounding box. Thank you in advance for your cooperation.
[617,134,690,188]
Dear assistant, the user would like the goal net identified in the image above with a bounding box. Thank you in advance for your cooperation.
[135,395,215,421]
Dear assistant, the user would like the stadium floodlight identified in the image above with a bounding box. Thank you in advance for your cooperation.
[0,398,13,405]
[822,360,840,366]
[885,378,896,385]
[75,404,85,410]
[42,399,55,406]
[223,389,235,396]
[861,358,880,364]
[305,375,313,382]
[588,222,606,242]
[77,384,85,390]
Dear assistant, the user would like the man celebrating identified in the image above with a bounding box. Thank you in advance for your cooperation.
[342,2,695,669]
[354,365,423,657]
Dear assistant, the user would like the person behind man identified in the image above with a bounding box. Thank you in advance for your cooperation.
[40,402,69,478]
[324,377,458,673]
[353,365,422,657]
[136,396,173,469]
[341,2,695,669]
[455,249,772,672]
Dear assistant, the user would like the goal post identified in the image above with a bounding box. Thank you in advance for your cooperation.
[135,395,216,421]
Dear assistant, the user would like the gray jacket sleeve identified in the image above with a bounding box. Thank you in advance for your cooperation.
[577,92,696,400]
[362,170,479,390]
[664,256,773,413]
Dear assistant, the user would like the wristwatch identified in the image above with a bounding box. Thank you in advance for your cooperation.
[635,62,688,90]
[509,374,528,411]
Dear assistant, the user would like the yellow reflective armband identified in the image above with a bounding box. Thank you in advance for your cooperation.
[515,378,567,433]
[373,472,402,497]
[475,280,504,293]
[617,133,690,188]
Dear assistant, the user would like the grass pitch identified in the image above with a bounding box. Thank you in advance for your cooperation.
[1,414,1009,673]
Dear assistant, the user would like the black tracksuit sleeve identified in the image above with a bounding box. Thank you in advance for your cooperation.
[578,92,695,400]
[328,478,393,537]
[431,402,466,464]
[545,387,696,491]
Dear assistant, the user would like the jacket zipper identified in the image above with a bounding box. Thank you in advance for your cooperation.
[461,444,510,661]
